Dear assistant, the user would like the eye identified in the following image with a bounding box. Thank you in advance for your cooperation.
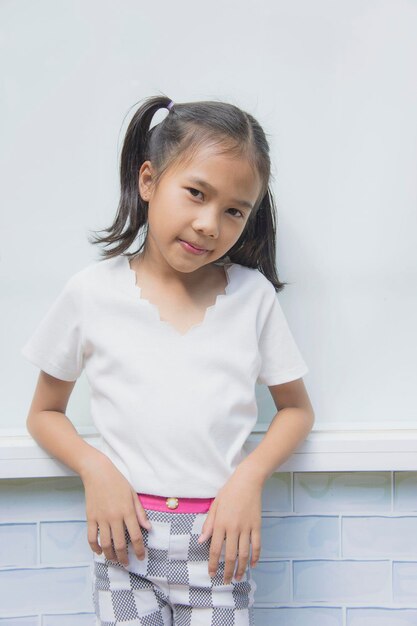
[187,187,203,200]
[187,188,244,218]
[227,208,244,218]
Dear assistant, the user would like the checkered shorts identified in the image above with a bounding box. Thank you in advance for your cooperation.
[91,507,257,625]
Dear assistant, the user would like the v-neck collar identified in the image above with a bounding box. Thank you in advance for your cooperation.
[118,254,237,338]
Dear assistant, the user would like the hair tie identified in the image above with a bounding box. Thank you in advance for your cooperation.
[167,100,174,110]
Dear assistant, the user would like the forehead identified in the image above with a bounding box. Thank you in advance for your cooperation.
[169,143,262,198]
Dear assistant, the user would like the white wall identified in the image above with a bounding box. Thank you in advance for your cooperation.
[3,0,416,429]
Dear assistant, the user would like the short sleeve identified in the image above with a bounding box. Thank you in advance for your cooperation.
[21,273,85,382]
[256,285,309,386]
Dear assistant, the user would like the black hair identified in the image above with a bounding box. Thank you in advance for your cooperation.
[88,93,288,291]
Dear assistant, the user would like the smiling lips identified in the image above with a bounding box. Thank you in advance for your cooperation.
[179,239,210,254]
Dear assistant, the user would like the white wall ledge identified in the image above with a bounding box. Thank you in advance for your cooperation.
[1,424,417,478]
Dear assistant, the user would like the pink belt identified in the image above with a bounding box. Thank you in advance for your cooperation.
[137,492,215,513]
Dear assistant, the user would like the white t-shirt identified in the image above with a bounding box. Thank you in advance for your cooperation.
[21,255,308,497]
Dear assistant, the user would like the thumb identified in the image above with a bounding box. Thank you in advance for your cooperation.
[132,490,152,529]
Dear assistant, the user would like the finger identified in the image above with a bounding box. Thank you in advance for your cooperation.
[198,507,215,543]
[223,531,239,584]
[125,514,146,561]
[99,523,117,563]
[234,531,251,581]
[111,520,129,566]
[250,527,262,568]
[208,527,226,579]
[87,520,102,555]
[132,491,153,530]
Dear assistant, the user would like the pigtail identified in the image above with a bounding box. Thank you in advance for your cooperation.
[88,95,173,259]
[225,186,287,292]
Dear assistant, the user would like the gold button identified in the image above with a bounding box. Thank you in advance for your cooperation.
[166,497,178,509]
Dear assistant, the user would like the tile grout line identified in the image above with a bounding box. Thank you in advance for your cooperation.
[390,558,394,606]
[37,520,41,567]
[391,471,395,512]
[339,514,343,559]
[291,471,295,513]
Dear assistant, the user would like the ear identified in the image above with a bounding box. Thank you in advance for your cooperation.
[138,160,156,202]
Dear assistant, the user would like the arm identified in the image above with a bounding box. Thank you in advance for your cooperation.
[235,377,315,484]
[200,378,315,584]
[26,371,108,478]
[25,371,151,565]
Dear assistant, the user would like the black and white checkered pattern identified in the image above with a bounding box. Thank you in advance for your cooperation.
[91,507,257,625]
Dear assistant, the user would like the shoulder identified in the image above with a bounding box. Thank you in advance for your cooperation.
[63,255,123,290]
[230,262,276,297]
[49,258,112,312]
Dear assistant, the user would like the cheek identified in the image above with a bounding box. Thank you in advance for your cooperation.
[217,229,240,254]
[225,221,249,247]
[146,213,162,242]
[238,216,251,235]
[226,218,247,238]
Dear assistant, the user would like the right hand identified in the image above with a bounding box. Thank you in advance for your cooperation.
[81,454,152,566]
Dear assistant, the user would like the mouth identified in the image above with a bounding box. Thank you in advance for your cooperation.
[178,239,210,252]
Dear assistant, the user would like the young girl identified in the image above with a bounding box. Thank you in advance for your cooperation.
[21,95,315,625]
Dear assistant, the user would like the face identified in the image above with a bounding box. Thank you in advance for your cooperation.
[138,143,263,278]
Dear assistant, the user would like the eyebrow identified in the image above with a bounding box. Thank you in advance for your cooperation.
[188,177,254,210]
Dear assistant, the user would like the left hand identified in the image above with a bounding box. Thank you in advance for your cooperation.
[198,467,263,584]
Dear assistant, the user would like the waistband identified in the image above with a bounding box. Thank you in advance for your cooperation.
[137,492,215,513]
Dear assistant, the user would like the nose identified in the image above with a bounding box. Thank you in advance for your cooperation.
[192,206,220,239]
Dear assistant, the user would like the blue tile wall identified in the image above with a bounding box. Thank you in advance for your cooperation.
[43,615,95,626]
[293,472,392,512]
[293,559,391,603]
[347,608,417,626]
[0,615,39,626]
[254,606,343,625]
[0,523,37,567]
[392,561,417,602]
[342,516,417,558]
[1,473,417,624]
[394,472,417,511]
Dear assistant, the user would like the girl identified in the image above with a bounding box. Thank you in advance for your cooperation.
[21,95,315,625]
